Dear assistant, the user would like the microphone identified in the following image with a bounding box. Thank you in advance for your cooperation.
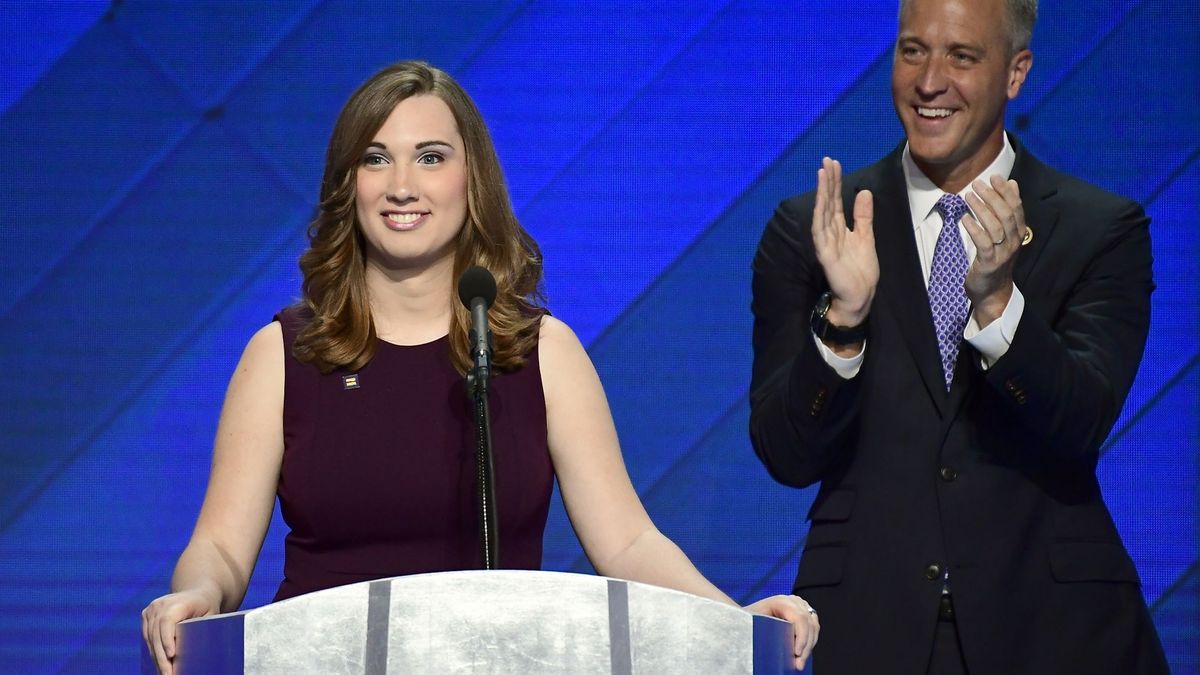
[457,265,497,391]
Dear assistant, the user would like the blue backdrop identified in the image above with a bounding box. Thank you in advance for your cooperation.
[1,1,1196,672]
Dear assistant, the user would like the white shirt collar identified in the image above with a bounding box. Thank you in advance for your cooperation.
[901,133,1016,229]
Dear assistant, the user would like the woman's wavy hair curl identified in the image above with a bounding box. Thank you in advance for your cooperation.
[292,61,546,375]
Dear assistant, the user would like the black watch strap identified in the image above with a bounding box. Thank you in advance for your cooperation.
[810,291,868,345]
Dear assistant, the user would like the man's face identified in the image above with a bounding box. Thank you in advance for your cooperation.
[891,0,1031,189]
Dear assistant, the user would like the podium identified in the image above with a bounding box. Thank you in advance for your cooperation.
[143,570,798,673]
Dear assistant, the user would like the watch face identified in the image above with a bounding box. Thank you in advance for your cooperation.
[810,291,866,345]
[815,291,832,317]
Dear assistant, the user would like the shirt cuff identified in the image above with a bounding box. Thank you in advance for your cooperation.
[964,284,1024,369]
[813,332,865,379]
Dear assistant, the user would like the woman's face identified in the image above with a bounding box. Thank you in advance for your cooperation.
[355,94,468,272]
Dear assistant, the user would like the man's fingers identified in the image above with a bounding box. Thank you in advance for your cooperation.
[814,166,830,249]
[963,192,1003,247]
[970,180,1019,242]
[989,174,1022,211]
[831,159,845,221]
[816,166,828,221]
[960,212,994,255]
[814,159,848,255]
[821,159,836,229]
[852,189,873,235]
[994,178,1025,241]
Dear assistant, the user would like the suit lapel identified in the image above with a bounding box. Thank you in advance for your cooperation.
[1009,137,1060,290]
[862,145,951,417]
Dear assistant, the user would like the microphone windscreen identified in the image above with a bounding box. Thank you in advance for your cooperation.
[457,265,497,309]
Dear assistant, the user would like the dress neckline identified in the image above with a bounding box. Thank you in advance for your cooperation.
[376,333,450,350]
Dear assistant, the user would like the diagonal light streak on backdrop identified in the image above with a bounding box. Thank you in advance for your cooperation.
[1015,0,1146,121]
[0,201,309,537]
[0,3,331,536]
[1140,146,1200,208]
[0,1,325,328]
[565,391,754,573]
[736,534,810,605]
[218,0,536,198]
[581,44,892,353]
[444,0,538,74]
[497,0,739,214]
[108,0,327,111]
[1150,560,1200,615]
[1102,354,1200,456]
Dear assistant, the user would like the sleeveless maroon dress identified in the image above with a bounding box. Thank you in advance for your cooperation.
[272,307,553,602]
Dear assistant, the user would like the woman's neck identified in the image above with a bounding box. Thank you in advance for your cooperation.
[363,255,455,345]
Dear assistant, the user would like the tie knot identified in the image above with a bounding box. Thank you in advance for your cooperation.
[935,193,969,225]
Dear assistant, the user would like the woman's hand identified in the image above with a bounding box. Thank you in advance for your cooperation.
[744,593,820,671]
[141,588,220,674]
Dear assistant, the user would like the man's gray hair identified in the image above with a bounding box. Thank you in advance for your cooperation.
[899,0,1038,53]
[1005,0,1038,51]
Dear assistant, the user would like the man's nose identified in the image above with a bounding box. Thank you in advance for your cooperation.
[915,58,949,97]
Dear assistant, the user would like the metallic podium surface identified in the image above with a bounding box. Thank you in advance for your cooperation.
[142,570,797,674]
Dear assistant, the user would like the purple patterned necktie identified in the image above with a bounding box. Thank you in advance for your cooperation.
[929,194,970,390]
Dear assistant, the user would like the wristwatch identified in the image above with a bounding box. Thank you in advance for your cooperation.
[810,291,868,345]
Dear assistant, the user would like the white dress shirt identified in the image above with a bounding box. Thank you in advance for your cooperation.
[815,134,1025,378]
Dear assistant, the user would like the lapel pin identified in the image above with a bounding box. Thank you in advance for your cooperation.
[342,374,360,390]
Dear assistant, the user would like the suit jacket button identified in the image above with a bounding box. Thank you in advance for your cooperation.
[924,563,942,580]
[939,466,957,482]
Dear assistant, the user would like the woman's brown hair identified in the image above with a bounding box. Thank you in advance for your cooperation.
[292,61,545,374]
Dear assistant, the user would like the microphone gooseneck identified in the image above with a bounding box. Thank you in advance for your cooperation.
[457,265,500,570]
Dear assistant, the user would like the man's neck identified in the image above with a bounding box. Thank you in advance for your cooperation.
[913,133,1006,194]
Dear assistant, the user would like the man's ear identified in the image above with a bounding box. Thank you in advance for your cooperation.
[1007,49,1033,100]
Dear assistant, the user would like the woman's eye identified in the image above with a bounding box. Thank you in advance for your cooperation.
[363,153,388,166]
[417,153,444,165]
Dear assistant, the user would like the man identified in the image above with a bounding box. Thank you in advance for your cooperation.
[749,0,1170,673]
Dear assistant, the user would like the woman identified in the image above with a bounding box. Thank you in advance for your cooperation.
[141,61,818,673]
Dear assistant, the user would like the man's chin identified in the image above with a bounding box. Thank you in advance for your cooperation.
[906,143,958,169]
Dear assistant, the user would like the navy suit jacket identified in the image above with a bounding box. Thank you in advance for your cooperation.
[749,135,1168,674]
